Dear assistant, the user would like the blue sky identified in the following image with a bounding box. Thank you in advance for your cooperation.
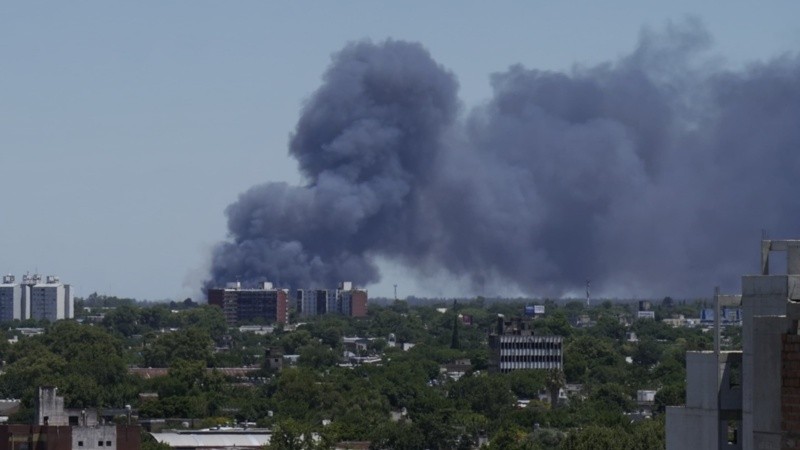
[1,2,798,300]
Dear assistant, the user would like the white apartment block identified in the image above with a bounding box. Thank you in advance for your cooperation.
[30,275,73,321]
[0,274,74,322]
[0,275,22,321]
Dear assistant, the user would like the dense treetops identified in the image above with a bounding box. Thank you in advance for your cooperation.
[0,295,717,449]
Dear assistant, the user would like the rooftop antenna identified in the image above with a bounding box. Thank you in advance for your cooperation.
[714,286,721,356]
[586,279,591,307]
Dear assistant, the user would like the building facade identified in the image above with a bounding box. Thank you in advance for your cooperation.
[296,282,368,318]
[207,282,289,326]
[0,275,22,322]
[0,387,140,450]
[30,276,73,321]
[488,316,563,372]
[666,239,800,450]
[0,274,73,322]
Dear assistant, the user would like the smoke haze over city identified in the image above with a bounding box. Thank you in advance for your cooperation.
[208,20,800,298]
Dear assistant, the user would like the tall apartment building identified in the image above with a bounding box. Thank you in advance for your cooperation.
[666,239,800,450]
[0,275,21,321]
[296,289,331,317]
[0,274,73,322]
[339,281,368,317]
[488,316,563,372]
[207,282,289,326]
[295,282,368,318]
[30,276,74,321]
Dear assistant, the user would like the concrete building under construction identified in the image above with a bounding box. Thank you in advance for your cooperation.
[666,239,800,450]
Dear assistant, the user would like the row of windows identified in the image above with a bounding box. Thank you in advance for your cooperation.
[499,355,561,363]
[499,342,562,350]
[77,441,112,447]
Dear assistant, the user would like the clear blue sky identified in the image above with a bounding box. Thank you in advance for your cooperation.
[1,2,798,300]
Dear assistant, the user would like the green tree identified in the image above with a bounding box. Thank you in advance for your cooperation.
[546,369,566,409]
[266,419,332,450]
[143,327,214,367]
[102,304,142,337]
[449,374,515,419]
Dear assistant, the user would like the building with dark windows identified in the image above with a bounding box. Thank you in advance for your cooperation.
[207,282,289,326]
[488,316,563,372]
[295,282,368,318]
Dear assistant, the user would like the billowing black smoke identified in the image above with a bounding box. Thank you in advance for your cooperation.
[209,21,800,297]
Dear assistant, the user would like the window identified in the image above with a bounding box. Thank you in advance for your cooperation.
[106,441,112,446]
[78,442,84,447]
[98,441,104,447]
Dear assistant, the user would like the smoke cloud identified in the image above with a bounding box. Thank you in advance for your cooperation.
[209,20,800,297]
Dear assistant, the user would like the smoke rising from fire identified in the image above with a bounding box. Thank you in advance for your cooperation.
[209,21,800,297]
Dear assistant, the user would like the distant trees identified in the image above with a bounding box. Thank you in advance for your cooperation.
[0,321,137,412]
[0,294,710,446]
[142,327,214,368]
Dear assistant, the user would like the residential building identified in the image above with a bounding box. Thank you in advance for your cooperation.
[0,275,21,321]
[296,282,367,318]
[295,288,333,317]
[30,276,74,321]
[338,282,367,317]
[488,316,563,372]
[666,239,800,450]
[0,386,140,450]
[0,274,73,322]
[207,282,289,326]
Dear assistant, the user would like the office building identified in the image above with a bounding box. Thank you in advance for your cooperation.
[207,282,289,326]
[488,316,563,372]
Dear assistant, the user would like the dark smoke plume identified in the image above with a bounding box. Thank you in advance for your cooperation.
[209,21,800,297]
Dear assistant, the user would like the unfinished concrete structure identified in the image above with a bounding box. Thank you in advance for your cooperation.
[667,239,800,450]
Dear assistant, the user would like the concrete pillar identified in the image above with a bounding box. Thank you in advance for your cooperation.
[752,316,789,448]
[788,242,800,275]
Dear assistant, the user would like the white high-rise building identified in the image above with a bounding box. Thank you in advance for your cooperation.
[0,275,22,321]
[20,273,42,319]
[30,275,73,321]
